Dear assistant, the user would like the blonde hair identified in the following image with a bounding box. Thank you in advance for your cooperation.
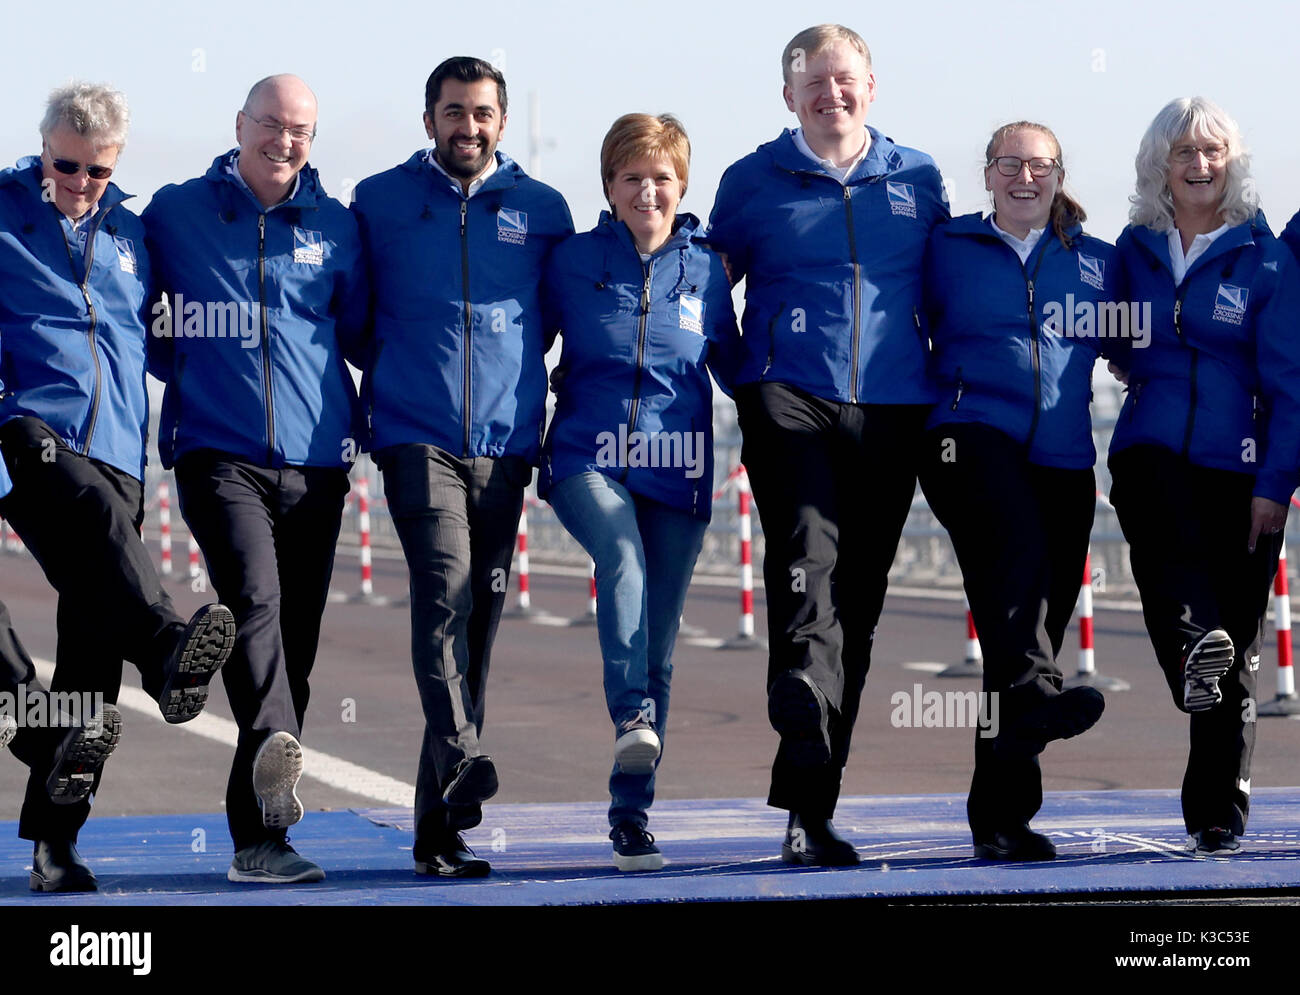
[600,113,691,208]
[985,121,1087,249]
[782,25,871,85]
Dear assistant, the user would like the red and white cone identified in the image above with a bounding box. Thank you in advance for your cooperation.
[938,595,983,677]
[1260,534,1300,715]
[569,560,598,626]
[721,465,764,650]
[159,481,173,577]
[1064,549,1130,691]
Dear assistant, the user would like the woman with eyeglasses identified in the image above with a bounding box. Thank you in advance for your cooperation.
[538,113,738,872]
[1107,97,1300,857]
[919,121,1112,861]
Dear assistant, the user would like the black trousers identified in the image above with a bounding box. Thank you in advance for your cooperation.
[376,444,528,860]
[735,382,928,818]
[1110,445,1279,835]
[0,416,187,841]
[175,451,348,852]
[0,599,57,772]
[919,423,1095,838]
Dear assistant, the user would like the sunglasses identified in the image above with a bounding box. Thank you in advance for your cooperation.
[49,158,114,180]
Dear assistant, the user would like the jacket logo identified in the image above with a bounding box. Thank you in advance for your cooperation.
[679,295,704,334]
[113,236,137,275]
[1213,283,1249,325]
[1078,253,1104,290]
[886,182,917,219]
[497,208,528,245]
[293,227,324,265]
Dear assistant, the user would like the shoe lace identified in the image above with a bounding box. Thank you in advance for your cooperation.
[610,823,654,847]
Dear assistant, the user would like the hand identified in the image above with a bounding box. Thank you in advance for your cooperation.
[717,251,735,286]
[1248,496,1287,553]
[1107,361,1129,386]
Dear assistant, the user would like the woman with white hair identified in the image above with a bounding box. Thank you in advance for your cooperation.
[1107,96,1300,856]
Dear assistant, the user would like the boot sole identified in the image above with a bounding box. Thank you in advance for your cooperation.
[47,705,122,805]
[253,732,305,830]
[160,604,235,724]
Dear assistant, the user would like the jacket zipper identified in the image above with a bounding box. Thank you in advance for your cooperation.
[58,208,114,455]
[762,301,784,377]
[843,186,861,403]
[1173,295,1197,456]
[460,200,473,457]
[1022,248,1049,452]
[171,352,188,450]
[622,258,655,482]
[366,339,384,437]
[257,214,275,465]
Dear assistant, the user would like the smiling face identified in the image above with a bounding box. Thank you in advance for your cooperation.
[783,40,875,161]
[985,128,1060,239]
[607,155,682,255]
[235,76,316,208]
[1167,127,1228,225]
[41,123,119,219]
[425,77,506,187]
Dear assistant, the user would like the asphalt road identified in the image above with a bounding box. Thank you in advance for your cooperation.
[3,539,1299,848]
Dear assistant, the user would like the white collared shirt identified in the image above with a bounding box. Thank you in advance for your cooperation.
[989,215,1046,265]
[792,128,871,184]
[59,203,101,265]
[229,153,300,208]
[426,148,498,199]
[1169,222,1231,284]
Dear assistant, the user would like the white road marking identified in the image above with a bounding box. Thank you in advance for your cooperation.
[33,658,417,809]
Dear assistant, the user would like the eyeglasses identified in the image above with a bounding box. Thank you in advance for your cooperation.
[49,157,114,180]
[1170,143,1227,164]
[244,113,316,143]
[988,156,1060,177]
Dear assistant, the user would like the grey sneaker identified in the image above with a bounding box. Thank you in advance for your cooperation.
[1183,629,1234,712]
[227,838,324,884]
[614,716,660,774]
[0,713,16,750]
[253,731,305,830]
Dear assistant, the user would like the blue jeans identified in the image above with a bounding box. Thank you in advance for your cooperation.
[548,472,707,828]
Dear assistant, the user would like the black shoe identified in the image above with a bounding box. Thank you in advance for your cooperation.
[1183,630,1235,712]
[610,821,664,872]
[973,827,1057,861]
[414,833,491,878]
[159,603,235,723]
[768,670,832,767]
[781,813,860,867]
[1191,827,1241,856]
[995,686,1105,758]
[30,840,97,892]
[442,755,499,807]
[46,704,122,805]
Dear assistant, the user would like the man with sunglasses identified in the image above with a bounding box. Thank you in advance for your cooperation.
[142,74,366,885]
[0,81,237,892]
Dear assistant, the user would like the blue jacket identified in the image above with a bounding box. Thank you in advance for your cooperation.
[537,213,739,520]
[143,151,366,470]
[705,128,948,404]
[924,214,1119,468]
[1281,209,1300,267]
[351,150,574,462]
[1108,215,1300,504]
[0,157,151,480]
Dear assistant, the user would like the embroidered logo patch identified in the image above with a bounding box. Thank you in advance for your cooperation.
[497,207,528,245]
[679,295,704,334]
[292,227,323,265]
[1078,253,1104,290]
[1212,283,1249,325]
[113,236,137,275]
[886,181,917,219]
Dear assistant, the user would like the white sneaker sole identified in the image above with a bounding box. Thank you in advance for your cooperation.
[614,729,661,774]
[253,732,305,830]
[1184,629,1234,712]
[613,850,665,872]
[0,714,16,750]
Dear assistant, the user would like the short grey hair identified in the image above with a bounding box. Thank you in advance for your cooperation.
[39,81,130,150]
[1129,96,1257,231]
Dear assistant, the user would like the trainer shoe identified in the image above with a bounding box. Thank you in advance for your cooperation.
[227,838,324,884]
[1183,629,1235,712]
[253,731,305,830]
[768,669,832,767]
[973,826,1057,862]
[47,704,122,805]
[614,715,660,774]
[442,755,499,807]
[0,713,16,750]
[415,833,491,878]
[158,603,235,723]
[781,813,860,867]
[610,822,664,872]
[1191,828,1241,856]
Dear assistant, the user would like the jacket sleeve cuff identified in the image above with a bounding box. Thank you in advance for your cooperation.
[1253,470,1298,506]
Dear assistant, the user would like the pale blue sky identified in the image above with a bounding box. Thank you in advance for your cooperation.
[3,0,1298,242]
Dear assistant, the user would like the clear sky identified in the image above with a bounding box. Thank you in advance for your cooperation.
[3,0,1299,243]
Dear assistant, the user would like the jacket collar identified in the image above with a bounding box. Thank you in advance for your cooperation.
[1129,213,1263,277]
[762,126,903,181]
[597,210,701,257]
[399,148,522,198]
[943,210,1082,243]
[1,155,134,211]
[204,149,323,210]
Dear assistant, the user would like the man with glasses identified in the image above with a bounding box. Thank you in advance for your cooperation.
[0,81,236,892]
[143,74,366,884]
